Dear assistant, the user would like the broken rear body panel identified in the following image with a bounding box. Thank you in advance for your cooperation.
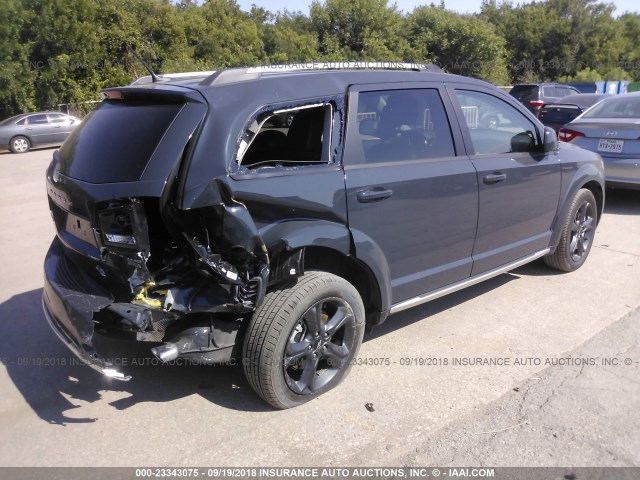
[42,75,364,378]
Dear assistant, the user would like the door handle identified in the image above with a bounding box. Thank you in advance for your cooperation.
[483,173,507,185]
[357,188,393,203]
[54,125,61,128]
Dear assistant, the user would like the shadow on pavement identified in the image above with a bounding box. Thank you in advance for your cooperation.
[368,273,517,340]
[0,289,271,425]
[604,187,639,216]
[2,278,519,421]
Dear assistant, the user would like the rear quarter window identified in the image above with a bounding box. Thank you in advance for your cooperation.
[509,85,538,102]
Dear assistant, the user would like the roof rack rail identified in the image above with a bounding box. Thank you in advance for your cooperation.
[130,71,217,86]
[200,62,442,86]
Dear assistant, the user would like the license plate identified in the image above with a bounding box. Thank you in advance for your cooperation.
[598,138,624,153]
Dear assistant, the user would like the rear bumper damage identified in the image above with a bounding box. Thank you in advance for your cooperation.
[43,236,252,380]
[43,237,130,380]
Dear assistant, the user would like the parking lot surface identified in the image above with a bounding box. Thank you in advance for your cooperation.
[0,148,638,467]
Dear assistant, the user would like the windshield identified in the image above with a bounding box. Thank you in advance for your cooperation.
[58,101,183,183]
[582,96,640,119]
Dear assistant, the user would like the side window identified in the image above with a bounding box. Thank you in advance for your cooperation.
[28,114,49,125]
[356,89,455,162]
[238,103,332,169]
[48,114,67,124]
[454,90,539,155]
[16,118,26,126]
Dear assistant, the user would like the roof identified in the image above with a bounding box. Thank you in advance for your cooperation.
[130,62,444,87]
[119,63,494,107]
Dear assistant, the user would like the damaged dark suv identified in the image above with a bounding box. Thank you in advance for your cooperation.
[43,63,605,409]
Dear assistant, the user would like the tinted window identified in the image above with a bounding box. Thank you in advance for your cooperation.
[58,101,183,183]
[554,94,609,109]
[16,119,26,126]
[356,89,455,162]
[48,114,67,123]
[564,86,580,95]
[509,85,538,102]
[28,114,49,125]
[239,103,331,168]
[582,96,640,119]
[455,90,539,155]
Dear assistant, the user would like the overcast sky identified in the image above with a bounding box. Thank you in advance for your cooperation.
[236,0,639,16]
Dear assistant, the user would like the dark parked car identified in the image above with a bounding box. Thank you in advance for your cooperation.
[43,64,605,409]
[539,94,612,132]
[0,111,80,153]
[509,83,581,117]
[558,92,640,188]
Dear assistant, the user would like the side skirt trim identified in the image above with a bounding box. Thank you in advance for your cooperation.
[389,248,550,315]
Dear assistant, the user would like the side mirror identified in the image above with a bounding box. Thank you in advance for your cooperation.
[510,130,535,152]
[542,126,558,153]
[359,118,376,137]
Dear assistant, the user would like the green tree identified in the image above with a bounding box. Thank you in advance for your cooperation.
[480,0,625,83]
[558,67,603,82]
[188,0,264,68]
[0,0,35,118]
[406,7,509,84]
[310,0,410,60]
[23,0,103,108]
[618,13,640,80]
[255,10,318,63]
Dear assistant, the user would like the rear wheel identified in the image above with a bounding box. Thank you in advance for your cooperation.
[243,271,365,409]
[544,188,597,272]
[10,136,30,154]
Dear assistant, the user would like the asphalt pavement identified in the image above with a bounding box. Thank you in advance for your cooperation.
[0,148,638,468]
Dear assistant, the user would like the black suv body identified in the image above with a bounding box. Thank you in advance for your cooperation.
[43,65,605,408]
[509,83,581,117]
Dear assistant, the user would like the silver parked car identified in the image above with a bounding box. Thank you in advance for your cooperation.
[559,93,640,188]
[0,111,80,153]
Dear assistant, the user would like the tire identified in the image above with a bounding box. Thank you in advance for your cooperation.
[243,271,365,409]
[10,136,30,154]
[544,188,597,272]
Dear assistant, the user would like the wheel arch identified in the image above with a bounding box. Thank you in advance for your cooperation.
[260,220,391,326]
[583,180,604,224]
[549,174,604,254]
[303,246,387,327]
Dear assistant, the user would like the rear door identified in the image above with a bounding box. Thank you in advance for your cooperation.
[48,113,74,143]
[344,83,478,304]
[449,86,561,275]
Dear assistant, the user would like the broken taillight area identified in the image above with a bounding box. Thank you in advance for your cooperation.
[67,196,273,371]
[98,206,139,247]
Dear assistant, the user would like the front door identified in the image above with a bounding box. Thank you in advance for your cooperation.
[450,87,562,275]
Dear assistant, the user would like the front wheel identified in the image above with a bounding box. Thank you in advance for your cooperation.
[243,271,365,409]
[544,188,597,272]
